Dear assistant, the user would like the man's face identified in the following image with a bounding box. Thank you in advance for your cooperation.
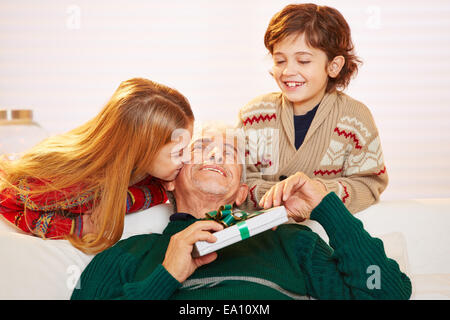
[171,130,246,205]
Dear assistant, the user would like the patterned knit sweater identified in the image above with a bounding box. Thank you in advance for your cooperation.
[70,192,411,300]
[237,91,388,213]
[0,175,167,239]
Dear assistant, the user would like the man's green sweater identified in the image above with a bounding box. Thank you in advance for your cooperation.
[71,192,411,300]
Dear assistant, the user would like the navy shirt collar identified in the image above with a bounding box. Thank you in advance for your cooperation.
[170,212,197,221]
[293,102,320,120]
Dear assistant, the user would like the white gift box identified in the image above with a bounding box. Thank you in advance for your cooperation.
[192,206,288,257]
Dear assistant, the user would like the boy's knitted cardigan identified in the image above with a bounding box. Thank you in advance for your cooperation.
[237,90,388,213]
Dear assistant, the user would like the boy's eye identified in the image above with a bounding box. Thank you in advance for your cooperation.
[298,61,310,64]
[274,60,285,65]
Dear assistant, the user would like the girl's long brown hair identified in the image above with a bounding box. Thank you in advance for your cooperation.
[0,78,194,254]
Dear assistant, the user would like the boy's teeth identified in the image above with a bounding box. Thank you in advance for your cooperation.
[286,82,303,87]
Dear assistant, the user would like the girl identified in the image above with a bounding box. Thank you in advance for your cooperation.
[238,4,388,216]
[0,78,194,254]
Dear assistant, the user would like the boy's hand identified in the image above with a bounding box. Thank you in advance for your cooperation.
[259,172,327,221]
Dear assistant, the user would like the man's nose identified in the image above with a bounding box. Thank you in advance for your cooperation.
[206,147,223,164]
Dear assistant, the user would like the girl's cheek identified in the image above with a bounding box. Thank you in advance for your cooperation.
[168,154,180,166]
[171,157,184,169]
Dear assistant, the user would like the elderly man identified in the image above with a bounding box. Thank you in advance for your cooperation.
[71,127,411,300]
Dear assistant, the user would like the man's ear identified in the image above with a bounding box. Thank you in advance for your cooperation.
[234,183,249,207]
[327,55,345,78]
[161,180,175,192]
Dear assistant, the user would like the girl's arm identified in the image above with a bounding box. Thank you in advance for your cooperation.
[0,175,168,239]
[80,176,168,236]
[126,176,168,213]
[0,200,78,239]
[0,180,89,238]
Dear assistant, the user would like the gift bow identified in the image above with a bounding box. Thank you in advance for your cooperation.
[204,204,263,240]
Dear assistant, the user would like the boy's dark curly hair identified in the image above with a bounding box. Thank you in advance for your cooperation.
[264,3,362,92]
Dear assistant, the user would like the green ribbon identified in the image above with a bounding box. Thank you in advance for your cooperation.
[204,204,264,239]
[236,221,250,240]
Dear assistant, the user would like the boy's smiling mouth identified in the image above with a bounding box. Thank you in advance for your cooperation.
[284,81,305,88]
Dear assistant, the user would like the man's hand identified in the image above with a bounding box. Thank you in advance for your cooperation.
[259,172,327,222]
[162,220,224,283]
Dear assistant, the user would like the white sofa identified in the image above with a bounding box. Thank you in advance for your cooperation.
[1,199,449,300]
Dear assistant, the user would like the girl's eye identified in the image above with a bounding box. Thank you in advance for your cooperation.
[298,61,310,64]
[274,60,285,65]
[171,149,184,158]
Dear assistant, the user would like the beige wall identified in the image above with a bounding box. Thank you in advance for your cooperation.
[1,0,449,200]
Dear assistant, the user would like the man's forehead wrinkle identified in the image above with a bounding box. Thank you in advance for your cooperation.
[192,136,237,151]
